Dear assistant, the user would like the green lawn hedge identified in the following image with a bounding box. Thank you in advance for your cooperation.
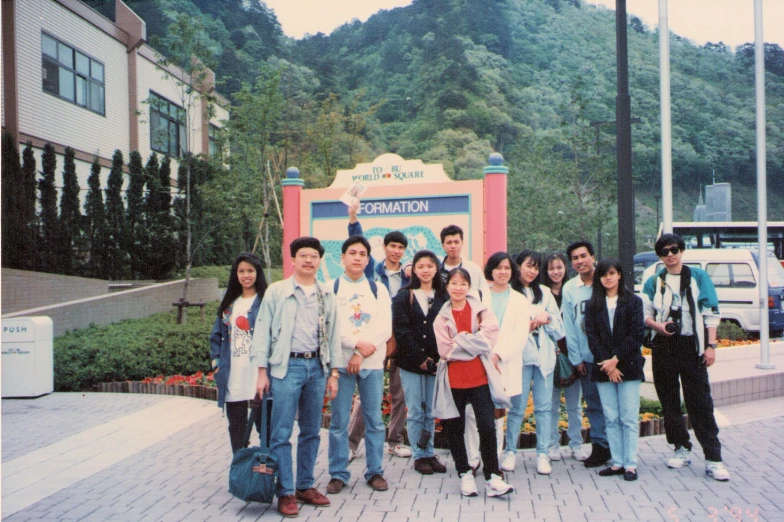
[174,266,283,288]
[54,305,218,391]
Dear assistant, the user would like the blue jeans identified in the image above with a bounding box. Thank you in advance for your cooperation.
[399,369,436,461]
[505,364,553,456]
[328,369,385,482]
[269,357,326,496]
[580,364,608,448]
[549,379,583,450]
[597,380,641,469]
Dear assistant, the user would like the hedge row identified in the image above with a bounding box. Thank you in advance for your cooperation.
[54,304,218,391]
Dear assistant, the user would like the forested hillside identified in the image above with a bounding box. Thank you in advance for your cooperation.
[86,0,784,254]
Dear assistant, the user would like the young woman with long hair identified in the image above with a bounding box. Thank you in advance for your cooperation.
[499,250,565,476]
[433,268,514,498]
[585,258,646,481]
[542,252,588,462]
[209,252,268,453]
[392,250,448,475]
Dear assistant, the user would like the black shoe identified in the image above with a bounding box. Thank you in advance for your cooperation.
[598,466,624,477]
[427,456,447,473]
[624,469,638,481]
[584,444,610,468]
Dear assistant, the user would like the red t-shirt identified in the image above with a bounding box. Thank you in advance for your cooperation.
[447,302,488,389]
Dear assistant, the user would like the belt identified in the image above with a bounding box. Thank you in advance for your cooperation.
[290,350,319,359]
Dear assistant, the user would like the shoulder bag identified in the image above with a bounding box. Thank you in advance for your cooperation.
[228,396,277,503]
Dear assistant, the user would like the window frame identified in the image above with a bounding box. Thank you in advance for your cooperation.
[41,32,105,116]
[208,123,222,157]
[706,262,757,288]
[149,91,186,157]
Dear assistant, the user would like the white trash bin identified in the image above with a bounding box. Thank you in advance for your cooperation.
[2,317,54,397]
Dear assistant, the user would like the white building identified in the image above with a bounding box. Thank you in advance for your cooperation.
[1,0,229,196]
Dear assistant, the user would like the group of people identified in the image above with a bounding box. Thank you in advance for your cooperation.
[210,213,730,517]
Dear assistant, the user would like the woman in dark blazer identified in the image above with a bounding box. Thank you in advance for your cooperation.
[585,258,646,481]
[393,250,449,475]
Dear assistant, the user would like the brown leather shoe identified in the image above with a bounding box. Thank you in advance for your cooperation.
[428,456,447,473]
[413,458,433,475]
[295,488,330,506]
[278,495,299,517]
[326,478,345,494]
[367,474,388,491]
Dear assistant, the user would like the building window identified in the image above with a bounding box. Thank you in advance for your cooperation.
[41,33,105,115]
[149,92,186,157]
[208,124,221,156]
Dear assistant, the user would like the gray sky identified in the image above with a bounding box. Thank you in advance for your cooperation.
[264,0,784,48]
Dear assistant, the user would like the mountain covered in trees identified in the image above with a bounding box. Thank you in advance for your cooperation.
[53,0,784,264]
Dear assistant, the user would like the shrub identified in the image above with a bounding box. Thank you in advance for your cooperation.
[54,305,217,391]
[717,320,750,341]
[174,265,283,287]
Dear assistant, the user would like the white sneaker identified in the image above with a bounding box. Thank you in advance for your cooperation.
[387,443,412,458]
[486,473,515,497]
[460,472,478,497]
[570,446,589,461]
[499,451,516,472]
[705,461,730,481]
[536,454,552,475]
[667,447,692,469]
[548,446,562,461]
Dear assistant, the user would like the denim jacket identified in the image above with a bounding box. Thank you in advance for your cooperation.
[250,276,342,379]
[209,295,262,408]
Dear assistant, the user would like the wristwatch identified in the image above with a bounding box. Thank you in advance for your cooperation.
[706,343,717,349]
[330,369,339,378]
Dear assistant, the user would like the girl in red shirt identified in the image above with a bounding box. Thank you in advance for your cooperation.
[433,268,514,498]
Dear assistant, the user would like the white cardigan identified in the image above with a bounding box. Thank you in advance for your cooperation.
[488,288,531,397]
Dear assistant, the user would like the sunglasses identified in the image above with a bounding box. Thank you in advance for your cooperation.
[660,246,681,257]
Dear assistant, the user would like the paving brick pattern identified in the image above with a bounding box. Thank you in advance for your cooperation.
[3,394,783,521]
[1,393,169,462]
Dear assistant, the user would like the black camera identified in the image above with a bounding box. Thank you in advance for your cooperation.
[425,359,438,374]
[417,428,432,449]
[665,305,682,335]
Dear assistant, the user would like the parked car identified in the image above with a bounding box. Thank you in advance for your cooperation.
[633,251,660,293]
[638,249,784,337]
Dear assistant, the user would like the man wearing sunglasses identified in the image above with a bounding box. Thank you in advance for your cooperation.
[641,233,729,481]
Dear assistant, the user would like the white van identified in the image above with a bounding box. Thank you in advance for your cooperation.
[638,249,784,336]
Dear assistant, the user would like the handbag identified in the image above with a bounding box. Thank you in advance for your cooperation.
[228,396,277,503]
[553,349,577,389]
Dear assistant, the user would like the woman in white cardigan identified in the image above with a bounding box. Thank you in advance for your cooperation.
[483,253,531,457]
[499,250,566,476]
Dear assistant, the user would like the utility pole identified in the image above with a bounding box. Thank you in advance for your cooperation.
[615,0,635,286]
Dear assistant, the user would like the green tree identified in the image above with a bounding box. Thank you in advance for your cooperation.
[1,132,23,268]
[20,143,39,270]
[39,144,59,273]
[154,13,217,322]
[58,147,82,274]
[126,151,145,277]
[105,150,126,279]
[84,157,107,278]
[142,153,175,279]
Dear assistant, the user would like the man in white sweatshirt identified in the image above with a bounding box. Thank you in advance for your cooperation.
[327,235,393,494]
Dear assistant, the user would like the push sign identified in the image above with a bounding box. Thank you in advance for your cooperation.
[2,317,54,397]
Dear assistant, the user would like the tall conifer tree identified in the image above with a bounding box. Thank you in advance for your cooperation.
[84,157,107,278]
[105,150,126,279]
[126,151,145,277]
[1,132,22,268]
[59,147,82,274]
[39,144,59,273]
[20,143,39,270]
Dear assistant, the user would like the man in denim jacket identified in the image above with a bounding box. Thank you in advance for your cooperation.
[251,237,343,517]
